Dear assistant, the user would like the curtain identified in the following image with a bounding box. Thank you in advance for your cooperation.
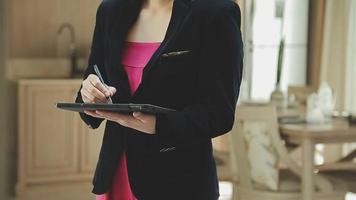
[319,0,354,162]
[307,0,325,90]
[343,0,356,157]
[345,0,356,114]
[320,0,350,111]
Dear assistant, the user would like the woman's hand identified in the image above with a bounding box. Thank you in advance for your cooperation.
[93,111,156,134]
[80,74,156,134]
[81,74,117,104]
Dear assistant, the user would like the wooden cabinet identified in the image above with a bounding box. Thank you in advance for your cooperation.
[17,79,104,200]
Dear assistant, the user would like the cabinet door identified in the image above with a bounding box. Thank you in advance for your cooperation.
[79,120,105,173]
[18,81,81,183]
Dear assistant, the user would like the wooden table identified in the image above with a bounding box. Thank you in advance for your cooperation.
[280,119,356,200]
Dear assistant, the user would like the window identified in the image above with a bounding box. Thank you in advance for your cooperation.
[243,0,309,101]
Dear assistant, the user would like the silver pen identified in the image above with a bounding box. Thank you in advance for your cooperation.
[93,65,113,104]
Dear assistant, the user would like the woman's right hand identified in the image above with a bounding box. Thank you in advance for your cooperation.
[80,74,117,103]
[81,74,117,118]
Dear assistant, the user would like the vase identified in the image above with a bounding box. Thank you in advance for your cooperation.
[270,85,285,110]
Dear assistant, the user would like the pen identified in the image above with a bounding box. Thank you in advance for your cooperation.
[93,65,113,104]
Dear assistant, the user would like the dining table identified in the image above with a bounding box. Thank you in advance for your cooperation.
[279,110,356,200]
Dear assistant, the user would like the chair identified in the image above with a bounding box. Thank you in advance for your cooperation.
[317,149,356,193]
[287,85,315,106]
[213,135,238,199]
[228,103,347,200]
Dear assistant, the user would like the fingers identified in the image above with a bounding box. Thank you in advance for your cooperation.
[131,112,156,134]
[81,74,117,103]
[107,86,117,96]
[132,112,146,122]
[83,86,107,103]
[84,110,105,118]
[81,87,106,103]
[88,75,111,97]
[95,111,156,134]
[81,91,94,103]
[96,111,132,122]
[95,111,140,127]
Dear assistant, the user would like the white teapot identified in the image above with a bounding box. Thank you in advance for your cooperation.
[306,93,325,124]
[318,82,335,120]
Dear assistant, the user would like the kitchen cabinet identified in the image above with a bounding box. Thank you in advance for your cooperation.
[17,79,104,200]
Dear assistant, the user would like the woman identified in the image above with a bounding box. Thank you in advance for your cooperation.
[75,0,243,199]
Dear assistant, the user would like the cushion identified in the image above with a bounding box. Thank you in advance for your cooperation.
[243,121,279,190]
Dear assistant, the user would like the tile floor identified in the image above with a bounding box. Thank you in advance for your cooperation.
[219,182,356,200]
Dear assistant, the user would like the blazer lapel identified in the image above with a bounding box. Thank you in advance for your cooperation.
[139,0,193,81]
[134,0,193,100]
[107,0,193,102]
[107,0,144,102]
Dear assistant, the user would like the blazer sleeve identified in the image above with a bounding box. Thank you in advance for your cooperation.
[155,2,244,146]
[75,2,106,129]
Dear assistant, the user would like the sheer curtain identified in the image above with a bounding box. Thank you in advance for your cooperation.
[346,0,356,114]
[319,0,356,161]
[320,0,350,111]
[343,0,356,157]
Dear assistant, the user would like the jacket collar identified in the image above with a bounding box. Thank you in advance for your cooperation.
[107,0,193,102]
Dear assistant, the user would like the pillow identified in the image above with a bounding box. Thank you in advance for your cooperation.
[243,121,279,191]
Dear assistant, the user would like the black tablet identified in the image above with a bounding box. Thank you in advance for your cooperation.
[56,103,176,114]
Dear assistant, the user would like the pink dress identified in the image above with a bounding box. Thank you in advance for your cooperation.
[96,41,161,200]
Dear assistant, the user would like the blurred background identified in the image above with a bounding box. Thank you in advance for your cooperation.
[0,0,356,200]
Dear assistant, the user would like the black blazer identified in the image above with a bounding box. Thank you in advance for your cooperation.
[75,0,243,199]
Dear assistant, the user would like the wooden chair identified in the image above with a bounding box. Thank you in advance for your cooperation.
[213,134,238,199]
[213,133,233,181]
[317,149,356,193]
[228,103,347,200]
[287,85,315,106]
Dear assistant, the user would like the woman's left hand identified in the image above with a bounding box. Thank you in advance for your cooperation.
[86,110,156,134]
